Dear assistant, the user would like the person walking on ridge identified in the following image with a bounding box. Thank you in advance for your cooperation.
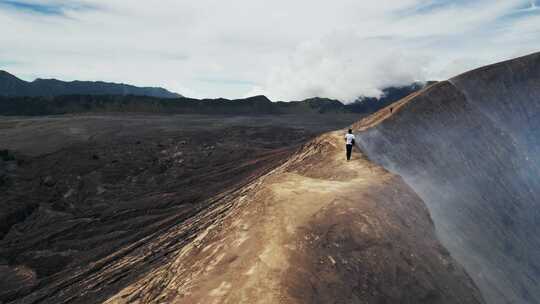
[345,129,355,161]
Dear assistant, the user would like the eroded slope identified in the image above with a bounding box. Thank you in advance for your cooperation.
[0,114,359,303]
[356,52,540,303]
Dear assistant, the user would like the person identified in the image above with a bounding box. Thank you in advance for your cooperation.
[345,129,355,161]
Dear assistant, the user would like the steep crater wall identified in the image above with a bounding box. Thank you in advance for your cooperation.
[356,52,540,304]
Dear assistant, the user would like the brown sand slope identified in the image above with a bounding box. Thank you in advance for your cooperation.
[103,131,484,304]
[0,114,360,304]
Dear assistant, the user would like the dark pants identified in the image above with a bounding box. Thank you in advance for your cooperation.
[346,144,353,160]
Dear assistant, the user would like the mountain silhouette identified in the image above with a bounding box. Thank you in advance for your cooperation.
[0,70,181,98]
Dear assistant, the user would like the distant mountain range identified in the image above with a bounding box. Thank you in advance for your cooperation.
[0,70,431,116]
[0,94,341,116]
[0,70,181,98]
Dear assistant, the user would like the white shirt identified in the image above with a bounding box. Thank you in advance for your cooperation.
[345,133,355,145]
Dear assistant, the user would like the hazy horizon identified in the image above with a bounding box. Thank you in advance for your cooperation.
[1,0,540,101]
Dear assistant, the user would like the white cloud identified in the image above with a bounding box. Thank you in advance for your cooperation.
[0,0,538,101]
[255,33,432,101]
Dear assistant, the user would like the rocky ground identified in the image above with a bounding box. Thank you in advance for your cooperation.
[0,113,360,303]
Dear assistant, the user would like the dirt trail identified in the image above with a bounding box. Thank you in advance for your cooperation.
[352,83,436,132]
[104,130,484,304]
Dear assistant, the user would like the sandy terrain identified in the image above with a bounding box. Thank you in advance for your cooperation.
[103,131,483,304]
[0,113,362,303]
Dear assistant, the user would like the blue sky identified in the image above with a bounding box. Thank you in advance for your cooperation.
[0,0,97,16]
[1,0,539,101]
[0,0,64,15]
